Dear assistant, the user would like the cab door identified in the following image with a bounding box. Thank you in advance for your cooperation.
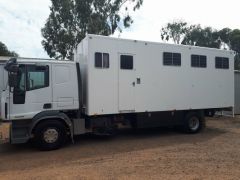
[9,64,52,120]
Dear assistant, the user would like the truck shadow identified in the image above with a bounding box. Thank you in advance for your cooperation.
[72,126,226,150]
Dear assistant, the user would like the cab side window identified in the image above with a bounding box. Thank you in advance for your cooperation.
[27,65,49,91]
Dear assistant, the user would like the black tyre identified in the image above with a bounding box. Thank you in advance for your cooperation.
[33,120,67,151]
[183,112,205,134]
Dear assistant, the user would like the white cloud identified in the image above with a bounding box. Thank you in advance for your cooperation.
[0,0,239,58]
[117,0,240,42]
[0,0,51,58]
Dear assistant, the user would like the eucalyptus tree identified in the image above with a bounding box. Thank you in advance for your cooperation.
[42,0,143,59]
[0,41,18,57]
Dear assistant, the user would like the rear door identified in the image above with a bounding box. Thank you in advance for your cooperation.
[118,54,136,112]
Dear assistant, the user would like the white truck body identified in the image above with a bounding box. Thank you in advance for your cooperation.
[0,35,235,150]
[75,34,234,116]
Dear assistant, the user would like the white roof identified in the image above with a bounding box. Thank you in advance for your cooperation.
[86,34,235,54]
[0,56,75,64]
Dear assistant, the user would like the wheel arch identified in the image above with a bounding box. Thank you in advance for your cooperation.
[30,111,73,140]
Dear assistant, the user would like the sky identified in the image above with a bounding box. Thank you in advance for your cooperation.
[0,0,239,58]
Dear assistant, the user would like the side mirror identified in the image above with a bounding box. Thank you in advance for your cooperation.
[4,58,20,88]
[8,72,18,88]
[4,58,18,72]
[7,64,19,73]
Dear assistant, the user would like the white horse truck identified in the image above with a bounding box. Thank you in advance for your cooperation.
[0,35,234,150]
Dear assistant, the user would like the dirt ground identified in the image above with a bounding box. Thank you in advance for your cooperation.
[1,116,240,180]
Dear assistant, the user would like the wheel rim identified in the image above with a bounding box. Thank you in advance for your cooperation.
[43,128,59,143]
[189,116,200,131]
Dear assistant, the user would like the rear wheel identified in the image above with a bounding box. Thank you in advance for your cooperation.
[183,112,205,133]
[33,120,67,151]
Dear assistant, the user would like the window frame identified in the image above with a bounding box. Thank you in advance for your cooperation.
[215,57,229,69]
[94,52,110,69]
[103,53,109,68]
[191,54,207,68]
[95,52,102,68]
[26,65,49,91]
[16,64,26,92]
[120,55,134,70]
[163,52,181,66]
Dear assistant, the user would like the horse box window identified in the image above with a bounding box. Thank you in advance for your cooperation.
[95,52,109,68]
[163,52,181,66]
[191,55,207,68]
[120,55,133,70]
[215,57,229,69]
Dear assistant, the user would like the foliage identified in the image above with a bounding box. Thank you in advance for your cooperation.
[182,25,221,48]
[229,29,240,70]
[42,0,143,60]
[161,21,189,44]
[0,41,18,57]
[229,29,240,54]
[218,28,232,49]
[234,54,240,70]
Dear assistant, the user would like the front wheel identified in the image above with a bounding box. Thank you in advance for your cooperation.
[183,112,205,134]
[33,120,67,151]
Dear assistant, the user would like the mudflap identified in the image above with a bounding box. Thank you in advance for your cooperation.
[10,120,31,144]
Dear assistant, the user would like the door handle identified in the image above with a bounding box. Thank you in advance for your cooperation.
[137,78,141,84]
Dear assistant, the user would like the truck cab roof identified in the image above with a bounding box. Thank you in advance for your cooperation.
[0,56,76,65]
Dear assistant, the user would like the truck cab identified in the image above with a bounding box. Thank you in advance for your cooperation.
[1,58,82,150]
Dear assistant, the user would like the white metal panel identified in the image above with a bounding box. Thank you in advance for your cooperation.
[52,63,79,110]
[86,36,118,115]
[80,35,234,116]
